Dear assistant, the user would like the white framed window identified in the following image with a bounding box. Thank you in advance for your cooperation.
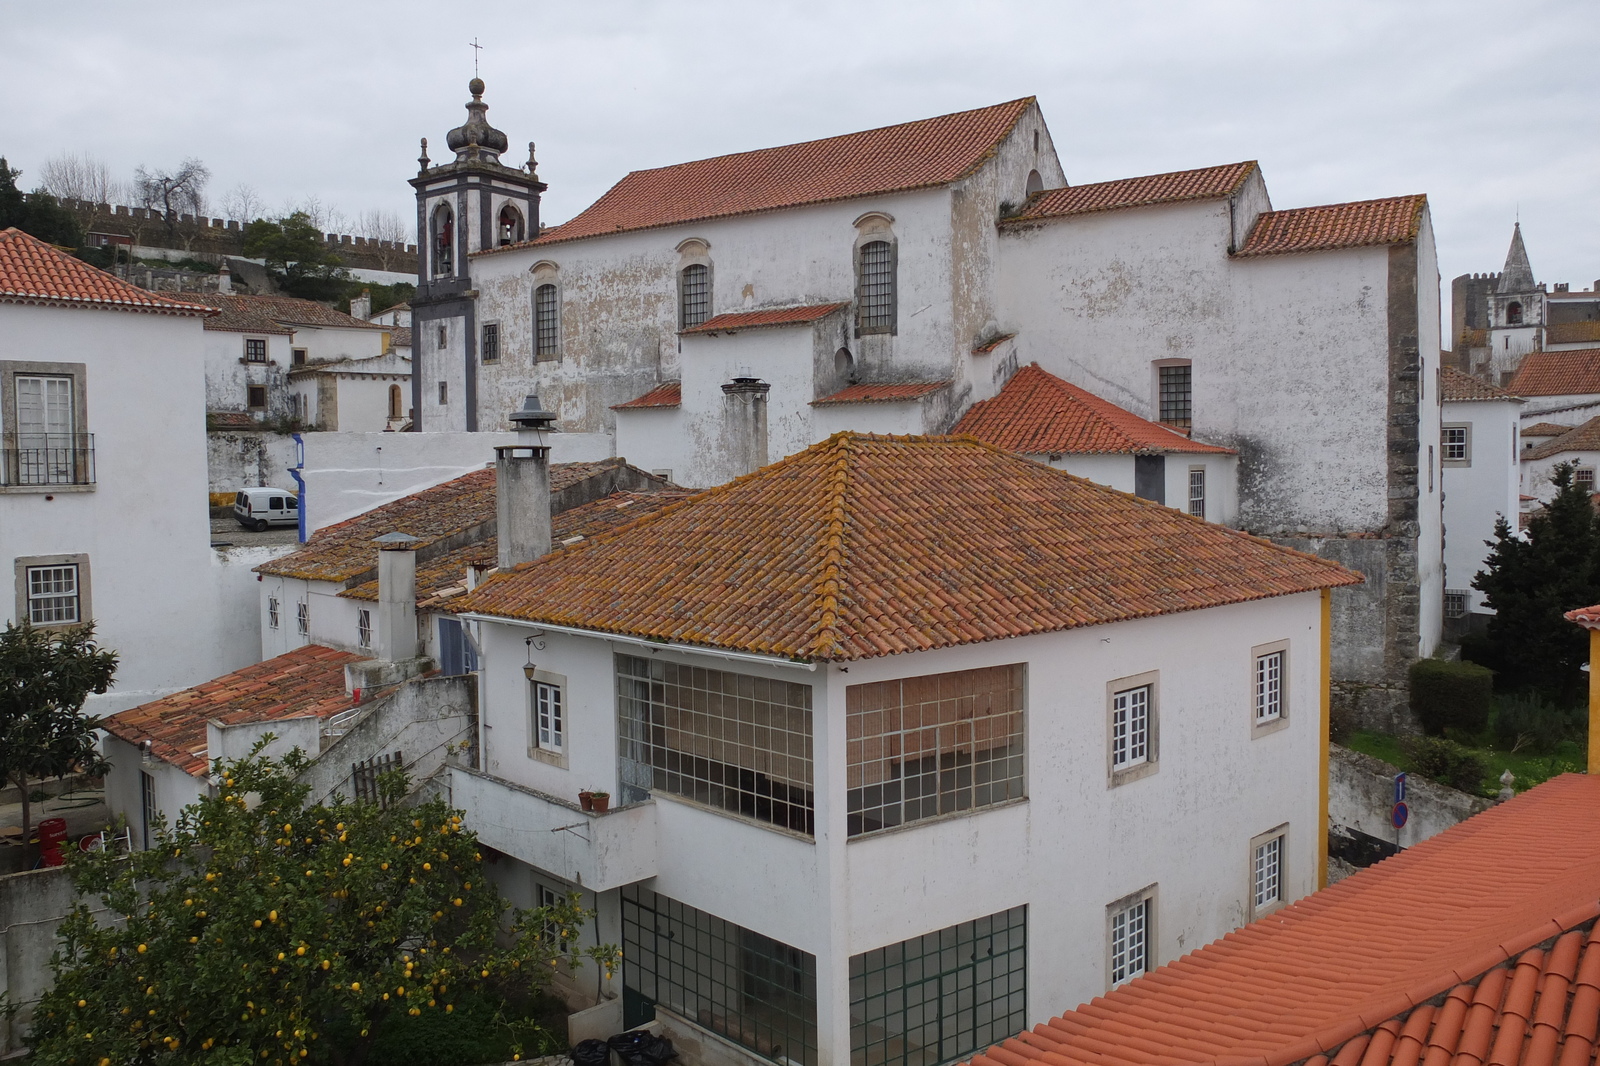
[535,882,569,950]
[5,364,91,488]
[296,599,309,637]
[357,609,372,650]
[529,670,567,763]
[1107,886,1155,987]
[1251,641,1289,736]
[1107,672,1158,784]
[1442,424,1470,466]
[25,562,80,624]
[1578,467,1596,494]
[1249,826,1288,918]
[268,595,280,630]
[1187,467,1206,518]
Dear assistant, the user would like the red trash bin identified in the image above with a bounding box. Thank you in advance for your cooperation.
[38,817,68,867]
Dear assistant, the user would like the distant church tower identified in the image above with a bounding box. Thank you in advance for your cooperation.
[1486,222,1545,383]
[409,79,545,430]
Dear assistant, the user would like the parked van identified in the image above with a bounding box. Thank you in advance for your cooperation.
[233,487,299,531]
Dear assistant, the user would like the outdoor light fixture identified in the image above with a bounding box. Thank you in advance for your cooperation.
[523,635,538,681]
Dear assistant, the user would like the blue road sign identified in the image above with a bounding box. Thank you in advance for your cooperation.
[1391,801,1409,829]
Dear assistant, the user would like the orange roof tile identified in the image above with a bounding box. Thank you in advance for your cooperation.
[953,363,1234,456]
[1441,367,1520,402]
[966,773,1600,1066]
[1508,349,1600,397]
[812,381,949,405]
[1548,321,1600,346]
[1002,162,1257,224]
[1564,603,1600,627]
[612,382,682,410]
[0,228,216,316]
[479,99,1035,251]
[1522,416,1600,460]
[165,292,386,332]
[681,303,848,334]
[453,433,1358,661]
[1234,195,1428,257]
[103,646,365,776]
[1520,422,1572,438]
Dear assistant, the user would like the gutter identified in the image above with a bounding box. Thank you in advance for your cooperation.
[454,613,820,672]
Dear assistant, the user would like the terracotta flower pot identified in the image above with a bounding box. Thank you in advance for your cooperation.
[578,790,595,811]
[591,795,611,813]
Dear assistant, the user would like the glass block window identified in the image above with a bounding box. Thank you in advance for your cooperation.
[680,264,710,329]
[535,284,559,359]
[622,885,817,1066]
[481,322,500,363]
[616,655,814,834]
[1254,651,1283,723]
[1187,467,1206,518]
[1253,834,1283,911]
[357,609,372,650]
[1442,425,1468,463]
[1111,684,1150,771]
[534,679,564,752]
[26,564,80,625]
[1158,365,1191,429]
[244,338,268,362]
[1444,590,1469,619]
[856,240,895,334]
[850,906,1027,1066]
[1108,894,1151,986]
[296,600,309,637]
[846,664,1025,837]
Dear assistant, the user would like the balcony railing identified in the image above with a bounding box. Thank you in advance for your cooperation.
[2,434,95,486]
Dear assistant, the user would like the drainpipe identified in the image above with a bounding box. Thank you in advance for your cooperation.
[288,432,307,544]
[1565,604,1600,773]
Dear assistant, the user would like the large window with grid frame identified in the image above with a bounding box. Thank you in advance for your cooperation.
[850,906,1027,1066]
[534,284,559,359]
[616,655,814,834]
[846,664,1025,837]
[856,240,896,335]
[622,885,817,1066]
[679,264,710,329]
[1158,364,1191,429]
[1110,683,1151,773]
[1250,826,1287,917]
[1108,888,1154,987]
[24,561,82,625]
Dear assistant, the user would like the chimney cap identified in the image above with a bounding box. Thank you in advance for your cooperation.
[509,394,557,430]
[373,531,422,550]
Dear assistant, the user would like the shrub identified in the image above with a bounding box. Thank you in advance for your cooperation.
[1400,735,1491,794]
[1409,658,1493,736]
[1491,692,1586,754]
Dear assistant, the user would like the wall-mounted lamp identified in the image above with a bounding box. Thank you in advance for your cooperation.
[523,635,538,681]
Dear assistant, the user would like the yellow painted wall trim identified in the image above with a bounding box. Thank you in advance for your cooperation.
[1590,628,1600,774]
[1318,587,1332,889]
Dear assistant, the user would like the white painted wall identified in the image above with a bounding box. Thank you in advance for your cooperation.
[1037,452,1239,523]
[1522,447,1600,504]
[1441,398,1521,612]
[613,408,688,483]
[202,329,293,418]
[811,400,928,439]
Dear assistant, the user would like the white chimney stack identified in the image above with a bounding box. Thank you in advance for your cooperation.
[373,531,421,661]
[496,395,557,571]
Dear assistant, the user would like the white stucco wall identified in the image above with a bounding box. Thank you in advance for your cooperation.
[1522,447,1600,504]
[613,408,688,483]
[1441,398,1521,612]
[202,329,293,417]
[1039,452,1239,523]
[810,400,929,439]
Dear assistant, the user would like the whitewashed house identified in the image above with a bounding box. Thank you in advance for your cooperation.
[0,228,254,712]
[1438,368,1521,626]
[1520,418,1600,504]
[407,83,1442,730]
[1508,348,1600,429]
[287,348,412,431]
[445,430,1360,1066]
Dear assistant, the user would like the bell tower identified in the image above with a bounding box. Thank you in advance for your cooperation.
[409,79,546,430]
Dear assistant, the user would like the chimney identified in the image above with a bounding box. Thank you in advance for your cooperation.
[350,288,372,321]
[721,373,771,477]
[496,395,557,570]
[373,531,421,661]
[217,261,233,293]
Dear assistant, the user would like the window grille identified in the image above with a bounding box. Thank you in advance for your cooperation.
[616,654,814,834]
[26,564,80,625]
[247,385,267,410]
[1254,652,1283,723]
[357,609,372,649]
[1253,835,1283,910]
[535,284,559,358]
[351,751,403,807]
[268,596,280,630]
[1444,590,1469,619]
[533,679,564,751]
[1111,684,1150,770]
[850,906,1027,1066]
[846,664,1025,836]
[1158,365,1191,429]
[296,600,309,637]
[481,322,500,363]
[1578,468,1595,494]
[1109,895,1150,985]
[856,240,895,334]
[244,338,267,363]
[1188,468,1206,518]
[622,885,817,1066]
[680,264,710,328]
[1443,426,1468,462]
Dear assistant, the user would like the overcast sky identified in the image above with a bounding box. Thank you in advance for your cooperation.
[4,0,1597,334]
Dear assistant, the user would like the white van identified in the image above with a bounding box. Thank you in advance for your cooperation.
[233,487,299,531]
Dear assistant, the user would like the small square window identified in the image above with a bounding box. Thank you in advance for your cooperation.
[292,347,308,366]
[1442,424,1470,466]
[244,338,267,363]
[1250,827,1288,918]
[481,322,500,363]
[1108,671,1158,785]
[357,608,372,650]
[1444,590,1469,619]
[1107,887,1155,987]
[247,385,267,410]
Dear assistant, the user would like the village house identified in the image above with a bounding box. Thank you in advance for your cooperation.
[439,427,1359,1066]
[1438,368,1521,627]
[407,82,1441,730]
[1508,347,1600,431]
[0,228,260,712]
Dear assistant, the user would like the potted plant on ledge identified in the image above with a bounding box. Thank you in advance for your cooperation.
[589,791,610,814]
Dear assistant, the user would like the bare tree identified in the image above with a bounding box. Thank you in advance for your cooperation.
[134,158,210,245]
[219,183,265,224]
[38,152,124,206]
[357,208,409,269]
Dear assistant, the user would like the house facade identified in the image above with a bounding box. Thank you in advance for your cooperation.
[1438,368,1520,625]
[446,432,1360,1066]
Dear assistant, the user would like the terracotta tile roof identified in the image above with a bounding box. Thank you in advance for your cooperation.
[681,303,848,334]
[256,461,629,583]
[1564,603,1600,627]
[1508,349,1600,397]
[102,646,365,777]
[478,99,1034,251]
[341,489,696,604]
[812,381,949,405]
[953,363,1234,456]
[1549,322,1600,346]
[1234,195,1428,257]
[1522,416,1600,460]
[1522,423,1573,438]
[453,433,1359,661]
[208,411,259,429]
[972,334,1016,355]
[0,228,216,316]
[612,382,682,409]
[164,292,293,334]
[165,292,386,332]
[1440,366,1519,402]
[1002,162,1257,224]
[965,773,1600,1066]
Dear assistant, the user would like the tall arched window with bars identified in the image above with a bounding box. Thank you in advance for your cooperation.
[534,284,559,360]
[679,264,710,328]
[856,239,895,335]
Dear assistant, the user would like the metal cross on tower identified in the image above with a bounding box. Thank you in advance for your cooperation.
[469,37,483,77]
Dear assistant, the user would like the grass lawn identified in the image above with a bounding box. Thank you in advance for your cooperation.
[1344,730,1585,797]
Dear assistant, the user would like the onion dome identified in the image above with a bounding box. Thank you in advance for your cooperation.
[446,78,509,163]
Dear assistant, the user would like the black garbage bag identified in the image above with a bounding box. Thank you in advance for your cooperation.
[607,1030,678,1066]
[572,1038,613,1066]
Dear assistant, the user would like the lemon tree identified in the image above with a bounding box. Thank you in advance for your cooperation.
[30,749,603,1065]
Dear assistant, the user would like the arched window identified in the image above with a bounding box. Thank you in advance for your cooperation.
[534,283,559,359]
[679,264,710,328]
[388,384,403,420]
[835,347,854,381]
[432,204,454,276]
[497,204,525,247]
[856,239,895,335]
[1025,169,1044,196]
[1507,301,1523,325]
